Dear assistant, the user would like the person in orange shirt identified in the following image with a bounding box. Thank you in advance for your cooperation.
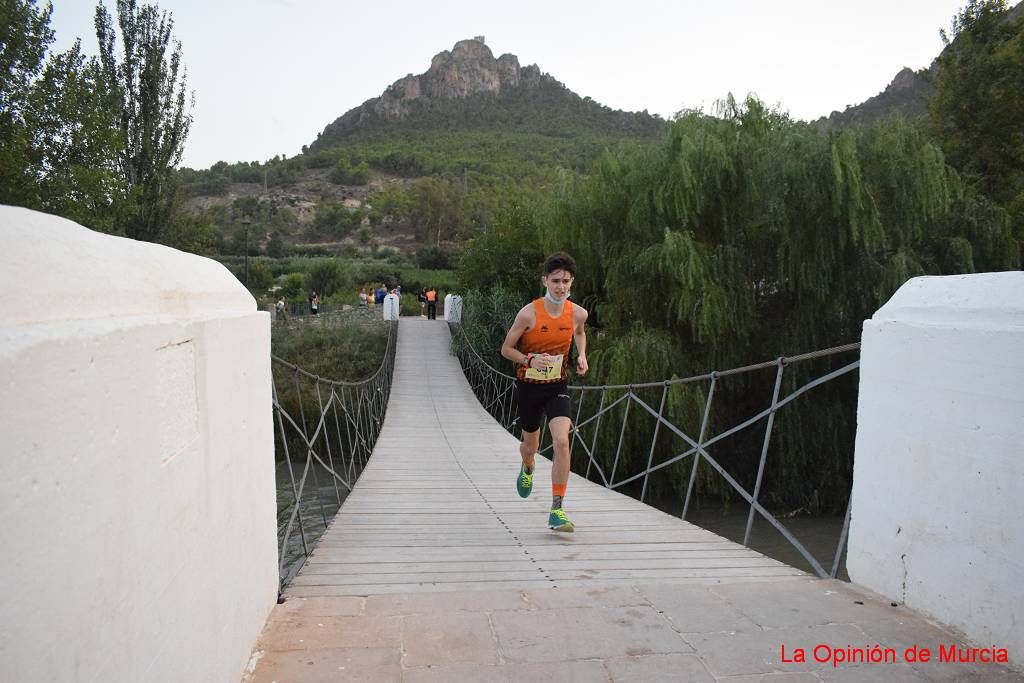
[500,252,589,532]
[426,287,437,320]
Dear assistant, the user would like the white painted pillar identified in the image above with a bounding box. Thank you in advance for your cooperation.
[0,207,278,682]
[444,294,462,323]
[848,272,1024,667]
[383,292,400,320]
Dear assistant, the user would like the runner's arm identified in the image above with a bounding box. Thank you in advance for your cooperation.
[501,307,535,367]
[574,306,589,375]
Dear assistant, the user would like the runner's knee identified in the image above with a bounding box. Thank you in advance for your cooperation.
[553,433,571,452]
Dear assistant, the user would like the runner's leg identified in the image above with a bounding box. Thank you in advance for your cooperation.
[548,416,572,506]
[515,381,543,498]
[546,416,574,531]
[520,429,539,472]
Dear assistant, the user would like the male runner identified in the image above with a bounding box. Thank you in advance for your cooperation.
[500,252,588,532]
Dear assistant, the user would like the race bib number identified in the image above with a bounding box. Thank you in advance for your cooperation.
[525,354,563,381]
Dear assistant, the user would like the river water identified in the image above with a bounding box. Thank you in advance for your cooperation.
[275,461,348,588]
[668,499,849,580]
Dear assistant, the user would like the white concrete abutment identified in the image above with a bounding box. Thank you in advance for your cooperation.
[0,206,278,682]
[849,271,1024,669]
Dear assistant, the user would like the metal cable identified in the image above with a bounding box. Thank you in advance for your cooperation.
[271,319,398,592]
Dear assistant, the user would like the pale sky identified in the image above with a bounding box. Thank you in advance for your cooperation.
[50,0,968,170]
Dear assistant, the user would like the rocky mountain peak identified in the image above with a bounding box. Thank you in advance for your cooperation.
[888,67,919,91]
[309,37,663,149]
[368,38,549,121]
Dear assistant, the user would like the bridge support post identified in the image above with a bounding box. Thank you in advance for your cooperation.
[848,272,1024,669]
[0,207,277,683]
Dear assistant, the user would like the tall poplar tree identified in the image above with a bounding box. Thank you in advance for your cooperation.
[0,0,53,208]
[94,0,193,242]
[1,0,123,230]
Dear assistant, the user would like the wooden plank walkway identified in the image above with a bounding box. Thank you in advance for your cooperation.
[286,317,802,597]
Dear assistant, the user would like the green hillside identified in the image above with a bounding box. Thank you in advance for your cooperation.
[177,38,666,260]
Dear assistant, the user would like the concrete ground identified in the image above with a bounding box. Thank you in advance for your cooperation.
[245,577,1022,682]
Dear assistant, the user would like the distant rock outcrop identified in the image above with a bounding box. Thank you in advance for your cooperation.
[310,37,663,149]
[816,65,935,131]
[370,38,550,121]
[816,0,1024,131]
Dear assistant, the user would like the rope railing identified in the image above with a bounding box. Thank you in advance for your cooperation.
[271,319,398,592]
[449,322,859,579]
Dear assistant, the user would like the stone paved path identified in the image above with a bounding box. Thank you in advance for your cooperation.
[246,318,1022,681]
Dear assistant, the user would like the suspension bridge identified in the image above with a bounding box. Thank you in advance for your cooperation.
[3,211,1021,682]
[247,316,1021,681]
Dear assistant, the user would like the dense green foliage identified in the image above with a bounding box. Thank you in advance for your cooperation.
[95,0,193,242]
[457,204,547,296]
[306,259,348,298]
[272,310,388,382]
[1,0,124,230]
[1,0,196,246]
[328,157,370,185]
[310,80,664,150]
[178,126,663,250]
[456,286,525,369]
[459,97,1018,512]
[930,0,1024,258]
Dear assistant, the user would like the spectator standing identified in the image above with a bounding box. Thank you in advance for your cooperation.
[426,287,437,320]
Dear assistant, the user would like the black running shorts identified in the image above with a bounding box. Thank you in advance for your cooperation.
[516,380,572,433]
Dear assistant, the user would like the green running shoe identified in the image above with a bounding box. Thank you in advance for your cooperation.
[548,508,575,533]
[516,465,533,498]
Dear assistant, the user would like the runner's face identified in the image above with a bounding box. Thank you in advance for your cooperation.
[542,269,573,299]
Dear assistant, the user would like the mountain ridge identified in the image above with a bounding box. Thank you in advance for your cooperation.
[308,37,664,150]
[817,0,1024,130]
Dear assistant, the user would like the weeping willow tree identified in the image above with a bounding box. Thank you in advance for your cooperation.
[522,97,1019,512]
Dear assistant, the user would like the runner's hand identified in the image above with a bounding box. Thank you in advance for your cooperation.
[533,354,552,371]
[576,355,589,375]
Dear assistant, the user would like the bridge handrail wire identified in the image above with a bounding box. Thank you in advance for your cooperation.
[271,319,398,592]
[448,321,859,579]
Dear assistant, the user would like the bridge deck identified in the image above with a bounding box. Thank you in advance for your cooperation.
[248,318,1021,682]
[290,320,801,595]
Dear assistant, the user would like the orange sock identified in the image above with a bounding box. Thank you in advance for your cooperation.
[552,483,567,508]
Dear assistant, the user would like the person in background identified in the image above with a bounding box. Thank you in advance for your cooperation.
[309,290,319,315]
[359,287,368,308]
[426,287,437,320]
[418,289,427,317]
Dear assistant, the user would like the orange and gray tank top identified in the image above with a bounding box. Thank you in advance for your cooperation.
[517,298,574,383]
